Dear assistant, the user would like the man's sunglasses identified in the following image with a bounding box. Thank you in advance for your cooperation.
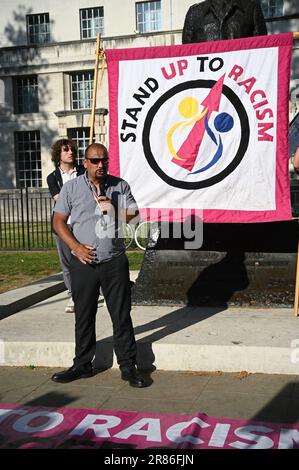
[86,157,109,164]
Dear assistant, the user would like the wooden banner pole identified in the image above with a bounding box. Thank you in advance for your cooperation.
[89,33,101,144]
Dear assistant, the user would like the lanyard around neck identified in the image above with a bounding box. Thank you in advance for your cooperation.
[86,177,107,216]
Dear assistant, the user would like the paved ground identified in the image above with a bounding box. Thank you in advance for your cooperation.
[1,271,299,430]
[1,366,299,425]
[1,288,299,375]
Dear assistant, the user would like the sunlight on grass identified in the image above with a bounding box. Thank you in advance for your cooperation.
[0,250,144,293]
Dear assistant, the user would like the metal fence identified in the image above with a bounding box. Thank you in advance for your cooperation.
[0,188,55,250]
[0,184,299,251]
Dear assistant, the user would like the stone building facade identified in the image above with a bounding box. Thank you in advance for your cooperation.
[0,0,298,188]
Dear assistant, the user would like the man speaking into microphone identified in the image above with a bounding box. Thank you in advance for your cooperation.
[51,143,147,388]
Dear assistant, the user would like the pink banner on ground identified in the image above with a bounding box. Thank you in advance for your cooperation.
[106,33,293,223]
[0,404,298,449]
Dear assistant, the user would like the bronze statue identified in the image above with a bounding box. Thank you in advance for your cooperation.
[182,0,267,44]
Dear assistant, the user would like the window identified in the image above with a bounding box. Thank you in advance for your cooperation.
[71,72,94,110]
[15,131,42,188]
[26,13,50,44]
[136,1,161,33]
[80,7,104,39]
[14,76,38,114]
[260,0,283,18]
[67,128,94,164]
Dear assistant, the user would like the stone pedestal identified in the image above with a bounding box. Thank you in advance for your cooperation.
[132,221,298,307]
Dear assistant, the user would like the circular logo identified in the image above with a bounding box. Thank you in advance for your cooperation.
[142,79,250,189]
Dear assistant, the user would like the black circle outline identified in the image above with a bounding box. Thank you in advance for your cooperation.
[142,80,250,189]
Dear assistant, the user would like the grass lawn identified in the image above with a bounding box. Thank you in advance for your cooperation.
[0,250,144,294]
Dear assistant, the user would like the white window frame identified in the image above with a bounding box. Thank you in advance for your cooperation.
[15,76,39,114]
[26,13,50,44]
[15,130,42,188]
[80,7,104,39]
[136,1,161,33]
[260,0,284,18]
[70,72,94,110]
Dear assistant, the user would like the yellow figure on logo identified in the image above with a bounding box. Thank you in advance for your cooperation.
[167,97,208,161]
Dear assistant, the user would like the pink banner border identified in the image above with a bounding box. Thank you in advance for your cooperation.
[106,34,293,223]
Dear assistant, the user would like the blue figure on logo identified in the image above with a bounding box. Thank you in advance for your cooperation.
[190,112,234,175]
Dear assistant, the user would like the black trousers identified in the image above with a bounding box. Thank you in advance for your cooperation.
[70,253,136,370]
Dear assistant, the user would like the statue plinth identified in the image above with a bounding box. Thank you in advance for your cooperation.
[131,221,298,307]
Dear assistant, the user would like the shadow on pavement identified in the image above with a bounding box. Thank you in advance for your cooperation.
[93,304,226,385]
[250,382,299,425]
[22,391,79,408]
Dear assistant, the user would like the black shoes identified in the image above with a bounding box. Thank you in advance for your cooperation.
[51,364,148,387]
[120,365,147,388]
[51,365,93,383]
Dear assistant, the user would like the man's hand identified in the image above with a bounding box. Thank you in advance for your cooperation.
[97,196,114,216]
[53,212,97,265]
[94,196,139,223]
[72,244,97,265]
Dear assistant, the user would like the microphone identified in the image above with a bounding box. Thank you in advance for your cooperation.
[99,175,107,215]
